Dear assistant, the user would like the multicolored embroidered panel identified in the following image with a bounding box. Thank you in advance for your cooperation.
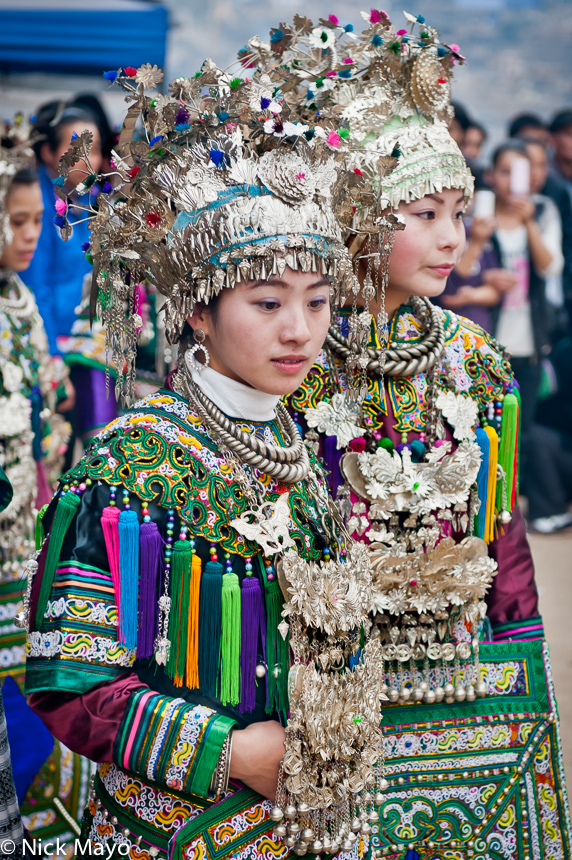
[65,390,330,559]
[290,305,513,434]
[373,640,571,858]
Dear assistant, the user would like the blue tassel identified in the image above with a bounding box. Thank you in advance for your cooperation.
[198,561,223,697]
[404,852,420,860]
[475,427,490,540]
[118,509,140,650]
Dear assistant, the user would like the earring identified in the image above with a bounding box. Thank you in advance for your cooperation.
[185,329,210,374]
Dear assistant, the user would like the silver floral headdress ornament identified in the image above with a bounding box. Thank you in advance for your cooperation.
[241,11,473,404]
[53,60,366,403]
[0,115,35,259]
[242,10,474,225]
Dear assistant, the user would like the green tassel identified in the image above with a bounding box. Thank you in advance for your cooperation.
[496,392,519,514]
[198,561,223,697]
[220,572,241,706]
[262,573,290,720]
[167,541,193,686]
[35,504,49,551]
[34,492,81,629]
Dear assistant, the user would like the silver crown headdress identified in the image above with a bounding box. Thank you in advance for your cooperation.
[54,61,369,402]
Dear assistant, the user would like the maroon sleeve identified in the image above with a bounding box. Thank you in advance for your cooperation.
[28,672,147,762]
[485,505,540,626]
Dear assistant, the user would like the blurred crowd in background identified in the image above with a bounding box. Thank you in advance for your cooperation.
[6,90,572,536]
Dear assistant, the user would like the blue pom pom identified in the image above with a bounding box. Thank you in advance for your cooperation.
[81,242,90,252]
[149,135,164,147]
[306,90,315,100]
[70,132,78,141]
[371,34,383,46]
[271,29,283,43]
[54,215,65,228]
[416,15,425,23]
[260,97,271,109]
[344,24,354,32]
[410,440,426,463]
[218,111,229,121]
[174,123,190,131]
[437,45,447,57]
[338,69,352,79]
[103,70,118,83]
[102,181,113,194]
[209,149,225,167]
[51,176,65,187]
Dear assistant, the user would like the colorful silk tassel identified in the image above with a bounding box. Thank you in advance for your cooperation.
[117,509,140,650]
[137,521,163,660]
[167,541,193,686]
[475,427,490,540]
[483,425,499,543]
[511,386,522,507]
[34,491,81,629]
[35,503,49,551]
[198,560,223,697]
[101,506,122,635]
[238,575,266,714]
[264,577,290,720]
[220,572,241,706]
[496,392,519,516]
[185,553,202,690]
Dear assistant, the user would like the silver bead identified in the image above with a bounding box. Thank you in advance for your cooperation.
[311,840,324,853]
[255,663,266,678]
[122,828,130,838]
[342,839,354,851]
[475,680,487,698]
[454,684,467,702]
[297,802,310,815]
[322,835,332,850]
[465,685,476,702]
[270,806,284,822]
[111,816,118,825]
[434,686,445,703]
[284,836,297,848]
[285,805,298,818]
[361,822,372,835]
[500,509,512,524]
[301,828,314,841]
[412,687,424,702]
[274,824,287,838]
[368,808,379,823]
[288,822,301,835]
[149,850,160,858]
[400,686,411,702]
[294,845,308,856]
[388,688,400,703]
[351,817,361,833]
[423,688,436,704]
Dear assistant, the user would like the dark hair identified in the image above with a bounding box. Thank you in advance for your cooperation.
[508,113,545,138]
[549,109,572,134]
[32,100,100,162]
[450,102,472,131]
[11,167,39,186]
[491,140,529,168]
[466,121,487,141]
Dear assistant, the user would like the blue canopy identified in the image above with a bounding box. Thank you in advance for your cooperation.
[0,0,168,76]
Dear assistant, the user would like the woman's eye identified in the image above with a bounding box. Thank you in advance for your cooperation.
[10,218,25,227]
[308,297,328,309]
[417,210,435,220]
[456,210,465,221]
[258,300,280,311]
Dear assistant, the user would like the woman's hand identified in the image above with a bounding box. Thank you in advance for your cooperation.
[229,720,285,801]
[482,268,518,292]
[470,215,496,245]
[508,196,535,225]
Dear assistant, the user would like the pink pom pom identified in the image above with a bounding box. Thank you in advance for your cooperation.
[328,14,339,24]
[54,198,66,215]
[396,29,407,35]
[450,43,460,52]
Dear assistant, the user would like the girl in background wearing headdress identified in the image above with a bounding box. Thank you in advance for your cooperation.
[259,12,570,857]
[23,59,386,860]
[0,122,93,854]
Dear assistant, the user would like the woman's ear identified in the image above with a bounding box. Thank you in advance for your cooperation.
[188,303,213,338]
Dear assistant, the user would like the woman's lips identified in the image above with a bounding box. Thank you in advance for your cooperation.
[270,355,308,374]
[429,264,454,277]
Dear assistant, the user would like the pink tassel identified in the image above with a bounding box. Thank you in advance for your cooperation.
[101,506,122,638]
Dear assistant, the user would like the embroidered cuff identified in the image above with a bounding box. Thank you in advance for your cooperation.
[114,688,236,799]
[491,615,545,643]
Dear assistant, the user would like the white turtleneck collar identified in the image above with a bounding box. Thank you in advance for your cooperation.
[191,365,280,422]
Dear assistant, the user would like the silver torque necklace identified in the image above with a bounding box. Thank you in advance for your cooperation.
[326,295,446,378]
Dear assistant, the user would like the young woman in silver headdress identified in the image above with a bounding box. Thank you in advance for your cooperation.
[253,12,570,857]
[23,58,386,859]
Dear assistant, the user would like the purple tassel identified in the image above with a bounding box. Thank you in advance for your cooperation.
[137,521,163,659]
[238,576,266,713]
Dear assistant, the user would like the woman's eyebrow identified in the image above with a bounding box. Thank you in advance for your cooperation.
[248,277,330,289]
